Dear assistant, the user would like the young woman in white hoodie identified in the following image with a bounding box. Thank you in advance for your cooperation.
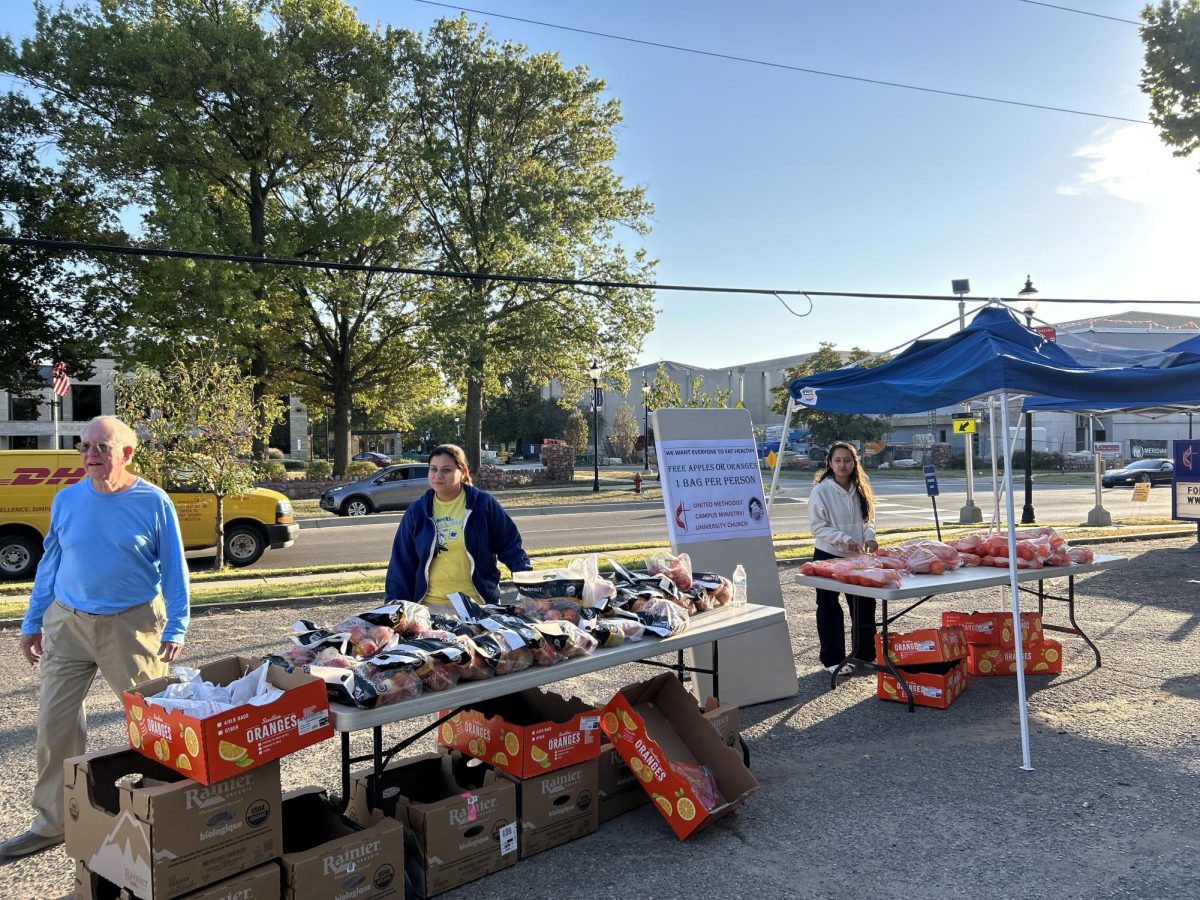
[807,442,879,673]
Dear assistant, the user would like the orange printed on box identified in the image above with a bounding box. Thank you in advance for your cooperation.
[437,689,601,778]
[966,638,1062,676]
[941,611,1043,647]
[876,659,969,710]
[875,625,967,667]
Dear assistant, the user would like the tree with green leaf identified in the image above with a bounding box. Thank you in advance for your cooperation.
[607,402,640,460]
[688,377,733,409]
[5,0,399,451]
[117,356,283,570]
[395,16,655,471]
[0,92,127,394]
[564,406,590,457]
[646,362,682,410]
[1142,1,1200,165]
[770,344,891,447]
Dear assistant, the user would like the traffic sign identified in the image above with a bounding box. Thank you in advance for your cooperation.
[952,418,976,435]
[923,464,940,497]
[765,450,778,470]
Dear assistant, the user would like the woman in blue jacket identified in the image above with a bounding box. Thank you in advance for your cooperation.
[385,444,531,613]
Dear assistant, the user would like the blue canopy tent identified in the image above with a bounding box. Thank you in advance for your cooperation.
[777,305,1200,769]
[1024,331,1200,416]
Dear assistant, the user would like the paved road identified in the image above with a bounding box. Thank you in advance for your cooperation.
[226,479,1176,570]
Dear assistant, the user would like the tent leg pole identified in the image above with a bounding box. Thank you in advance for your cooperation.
[767,398,793,514]
[987,398,1002,531]
[1000,390,1033,772]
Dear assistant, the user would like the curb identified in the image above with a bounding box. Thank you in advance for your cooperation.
[297,498,666,529]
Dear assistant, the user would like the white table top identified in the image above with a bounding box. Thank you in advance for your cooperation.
[792,553,1126,601]
[329,602,787,732]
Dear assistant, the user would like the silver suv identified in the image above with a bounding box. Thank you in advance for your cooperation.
[319,464,430,516]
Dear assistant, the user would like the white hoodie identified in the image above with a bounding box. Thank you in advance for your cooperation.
[808,477,876,557]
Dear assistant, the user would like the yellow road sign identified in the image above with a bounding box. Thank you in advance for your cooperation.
[765,450,778,470]
[952,419,977,435]
[1131,482,1151,502]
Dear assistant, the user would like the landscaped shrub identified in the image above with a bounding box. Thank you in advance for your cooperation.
[306,459,333,480]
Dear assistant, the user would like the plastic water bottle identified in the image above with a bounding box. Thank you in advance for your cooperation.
[731,564,747,607]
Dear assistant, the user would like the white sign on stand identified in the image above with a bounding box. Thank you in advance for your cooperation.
[653,408,798,707]
[658,438,771,545]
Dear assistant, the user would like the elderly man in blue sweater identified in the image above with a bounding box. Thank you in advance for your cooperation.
[1,415,189,859]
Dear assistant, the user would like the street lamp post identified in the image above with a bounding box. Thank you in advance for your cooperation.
[588,358,602,492]
[641,377,651,472]
[1019,275,1039,524]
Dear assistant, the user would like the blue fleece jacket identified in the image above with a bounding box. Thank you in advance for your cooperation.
[385,484,530,604]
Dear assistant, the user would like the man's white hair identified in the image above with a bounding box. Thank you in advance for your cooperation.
[86,415,139,451]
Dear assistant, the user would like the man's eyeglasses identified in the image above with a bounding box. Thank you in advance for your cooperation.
[76,442,117,455]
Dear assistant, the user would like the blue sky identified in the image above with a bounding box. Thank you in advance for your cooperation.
[5,1,1197,369]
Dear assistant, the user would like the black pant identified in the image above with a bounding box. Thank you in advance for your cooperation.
[813,547,878,667]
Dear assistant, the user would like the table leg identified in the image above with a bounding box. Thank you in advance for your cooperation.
[372,727,384,809]
[878,599,914,713]
[676,649,686,683]
[712,638,720,700]
[340,731,351,804]
[1067,574,1102,668]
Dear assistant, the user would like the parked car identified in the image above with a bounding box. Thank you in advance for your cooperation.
[1102,458,1174,488]
[320,464,430,516]
[352,451,393,468]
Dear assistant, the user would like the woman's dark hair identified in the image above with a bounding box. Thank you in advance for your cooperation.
[814,441,875,521]
[429,444,472,485]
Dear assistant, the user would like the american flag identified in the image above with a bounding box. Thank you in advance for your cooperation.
[52,362,71,397]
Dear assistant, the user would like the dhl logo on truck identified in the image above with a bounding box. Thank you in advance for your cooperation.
[0,467,86,487]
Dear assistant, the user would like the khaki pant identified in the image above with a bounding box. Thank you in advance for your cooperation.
[31,598,167,837]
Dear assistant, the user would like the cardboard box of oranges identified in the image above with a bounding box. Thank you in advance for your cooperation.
[966,638,1063,676]
[437,688,602,779]
[941,611,1043,647]
[875,625,967,667]
[124,656,332,785]
[600,673,758,841]
[876,658,968,710]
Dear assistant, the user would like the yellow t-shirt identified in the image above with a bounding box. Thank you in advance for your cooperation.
[424,491,474,608]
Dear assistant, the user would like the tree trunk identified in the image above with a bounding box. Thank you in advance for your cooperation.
[334,379,353,476]
[248,172,270,460]
[213,492,225,570]
[465,364,485,473]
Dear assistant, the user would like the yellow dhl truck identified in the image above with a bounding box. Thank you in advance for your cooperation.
[0,450,298,580]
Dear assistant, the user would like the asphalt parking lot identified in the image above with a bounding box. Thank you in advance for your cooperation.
[2,536,1199,899]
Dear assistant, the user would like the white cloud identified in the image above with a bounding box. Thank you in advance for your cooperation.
[1064,125,1200,300]
[1067,125,1200,205]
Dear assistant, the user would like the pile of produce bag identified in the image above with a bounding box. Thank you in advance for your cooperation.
[800,527,1097,587]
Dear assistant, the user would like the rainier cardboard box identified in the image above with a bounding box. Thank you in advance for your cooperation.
[876,658,968,709]
[345,750,517,899]
[596,742,647,824]
[500,758,598,859]
[967,638,1063,676]
[941,611,1044,647]
[75,861,280,900]
[701,697,741,750]
[437,688,602,778]
[64,748,282,900]
[280,788,403,900]
[124,656,332,785]
[875,625,967,667]
[600,672,758,841]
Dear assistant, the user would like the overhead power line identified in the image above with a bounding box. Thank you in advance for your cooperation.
[4,235,1196,307]
[413,0,1148,125]
[1015,1,1142,27]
